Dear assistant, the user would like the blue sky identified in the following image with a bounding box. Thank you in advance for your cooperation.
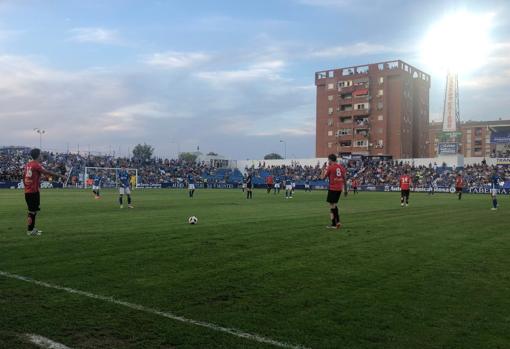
[1,0,509,159]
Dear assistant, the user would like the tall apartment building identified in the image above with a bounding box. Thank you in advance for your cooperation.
[315,60,430,159]
[428,119,510,158]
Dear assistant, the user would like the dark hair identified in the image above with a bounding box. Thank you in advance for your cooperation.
[30,148,41,160]
[404,169,408,174]
[328,154,337,162]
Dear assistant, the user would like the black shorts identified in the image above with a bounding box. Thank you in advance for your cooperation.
[401,189,410,198]
[455,187,462,193]
[267,184,273,188]
[25,192,41,212]
[327,190,342,204]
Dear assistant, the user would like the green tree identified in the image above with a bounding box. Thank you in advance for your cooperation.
[179,152,198,163]
[264,153,283,160]
[132,143,154,162]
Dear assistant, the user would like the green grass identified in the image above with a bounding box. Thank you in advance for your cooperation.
[0,189,509,349]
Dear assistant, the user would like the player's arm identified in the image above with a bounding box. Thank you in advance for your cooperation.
[321,166,329,180]
[40,166,66,181]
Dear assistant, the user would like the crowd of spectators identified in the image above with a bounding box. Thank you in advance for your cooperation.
[0,148,241,186]
[1,147,508,188]
[247,158,509,188]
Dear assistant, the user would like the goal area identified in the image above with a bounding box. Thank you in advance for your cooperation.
[84,167,139,189]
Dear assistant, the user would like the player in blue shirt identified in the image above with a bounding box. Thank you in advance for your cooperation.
[490,170,500,210]
[273,176,281,195]
[92,174,103,199]
[188,174,196,198]
[117,165,133,209]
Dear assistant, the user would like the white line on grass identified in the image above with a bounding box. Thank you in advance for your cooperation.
[1,271,310,349]
[25,334,73,349]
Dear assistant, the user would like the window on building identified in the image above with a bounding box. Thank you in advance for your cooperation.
[341,104,353,111]
[340,116,352,123]
[474,140,482,146]
[379,76,384,84]
[378,89,383,97]
[327,142,333,148]
[474,127,482,137]
[340,93,352,99]
[317,72,327,79]
[377,128,383,134]
[377,102,383,110]
[327,130,333,136]
[327,118,333,126]
[338,129,351,136]
[328,107,333,115]
[338,80,352,88]
[327,83,334,90]
[339,140,352,147]
[328,95,334,101]
[378,115,384,121]
[328,70,334,78]
[355,140,368,147]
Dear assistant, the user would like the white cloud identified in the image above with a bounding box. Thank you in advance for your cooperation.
[311,42,402,58]
[69,27,119,44]
[195,59,285,83]
[144,51,211,69]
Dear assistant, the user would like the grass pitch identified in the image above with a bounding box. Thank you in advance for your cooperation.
[0,189,508,349]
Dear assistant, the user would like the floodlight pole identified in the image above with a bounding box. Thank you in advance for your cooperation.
[279,140,287,159]
[33,128,46,149]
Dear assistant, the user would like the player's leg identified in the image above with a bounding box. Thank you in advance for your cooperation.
[25,193,41,235]
[330,203,336,227]
[119,187,124,208]
[405,190,410,206]
[400,190,405,206]
[125,187,133,208]
[491,190,498,210]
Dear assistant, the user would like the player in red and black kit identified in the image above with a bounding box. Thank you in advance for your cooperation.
[266,175,274,194]
[321,154,348,229]
[455,173,464,200]
[399,169,412,207]
[351,178,359,194]
[23,148,66,236]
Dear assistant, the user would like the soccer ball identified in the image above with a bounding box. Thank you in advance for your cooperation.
[188,216,198,225]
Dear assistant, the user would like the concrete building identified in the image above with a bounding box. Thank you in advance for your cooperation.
[429,119,510,158]
[315,60,430,158]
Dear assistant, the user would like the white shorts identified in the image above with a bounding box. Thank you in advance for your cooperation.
[292,183,296,188]
[275,183,280,188]
[188,184,196,190]
[285,184,293,191]
[305,184,310,189]
[119,187,131,195]
[491,188,498,196]
[92,185,100,190]
[242,184,247,188]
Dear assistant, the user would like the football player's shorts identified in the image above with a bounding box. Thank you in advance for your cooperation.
[188,184,196,190]
[274,183,280,188]
[305,184,310,189]
[285,184,293,191]
[119,187,131,195]
[491,188,498,196]
[291,183,296,188]
[92,185,100,190]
